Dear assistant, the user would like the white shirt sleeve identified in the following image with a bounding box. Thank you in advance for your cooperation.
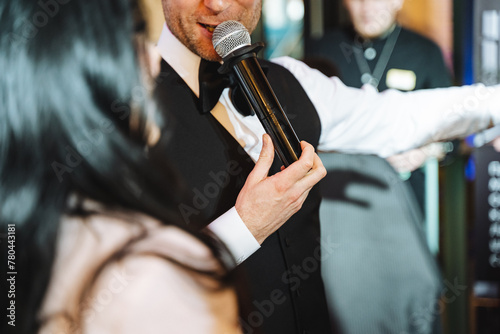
[271,56,500,157]
[205,56,500,268]
[206,207,260,266]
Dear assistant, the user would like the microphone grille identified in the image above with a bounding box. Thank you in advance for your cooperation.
[212,21,251,58]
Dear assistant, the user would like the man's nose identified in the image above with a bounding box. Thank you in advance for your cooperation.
[204,0,231,13]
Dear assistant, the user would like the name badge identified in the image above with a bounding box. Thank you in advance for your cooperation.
[386,69,416,91]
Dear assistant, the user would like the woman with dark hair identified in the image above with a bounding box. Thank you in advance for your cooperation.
[0,0,241,333]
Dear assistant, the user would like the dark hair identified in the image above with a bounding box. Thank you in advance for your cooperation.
[0,1,228,333]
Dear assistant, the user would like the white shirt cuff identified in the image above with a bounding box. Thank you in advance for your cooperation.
[206,207,260,266]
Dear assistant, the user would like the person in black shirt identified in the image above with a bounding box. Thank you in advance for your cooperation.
[309,0,451,91]
[307,0,451,333]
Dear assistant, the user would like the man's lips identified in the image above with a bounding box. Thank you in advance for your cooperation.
[199,23,218,33]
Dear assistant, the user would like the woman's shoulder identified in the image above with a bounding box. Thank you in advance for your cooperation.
[60,198,219,270]
[56,203,223,284]
[40,204,240,333]
[82,245,240,333]
[78,215,239,333]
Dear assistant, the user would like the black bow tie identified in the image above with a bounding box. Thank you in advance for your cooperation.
[198,59,254,116]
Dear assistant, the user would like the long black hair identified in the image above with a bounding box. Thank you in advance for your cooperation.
[0,1,229,333]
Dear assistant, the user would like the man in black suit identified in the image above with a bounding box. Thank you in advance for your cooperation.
[157,2,330,333]
[155,1,500,333]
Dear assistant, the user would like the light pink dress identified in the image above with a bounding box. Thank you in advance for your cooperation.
[38,202,242,334]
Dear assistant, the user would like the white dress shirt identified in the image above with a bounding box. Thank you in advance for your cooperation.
[157,24,500,264]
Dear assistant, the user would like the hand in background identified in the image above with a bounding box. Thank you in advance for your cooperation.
[491,136,500,152]
[386,143,447,173]
[235,134,326,244]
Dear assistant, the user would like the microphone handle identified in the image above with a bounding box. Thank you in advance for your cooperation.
[231,55,302,167]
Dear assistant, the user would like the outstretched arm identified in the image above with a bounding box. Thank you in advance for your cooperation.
[272,56,500,158]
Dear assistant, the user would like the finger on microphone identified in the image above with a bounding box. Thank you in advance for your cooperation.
[248,134,275,182]
[295,141,316,172]
[274,141,317,189]
[294,142,326,185]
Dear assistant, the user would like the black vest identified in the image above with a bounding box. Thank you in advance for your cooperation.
[153,59,332,334]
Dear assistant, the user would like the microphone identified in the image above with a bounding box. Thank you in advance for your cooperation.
[212,21,302,167]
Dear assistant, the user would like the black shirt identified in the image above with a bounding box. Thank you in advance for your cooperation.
[307,25,451,91]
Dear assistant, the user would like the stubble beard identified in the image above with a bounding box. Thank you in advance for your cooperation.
[164,4,262,62]
[166,15,221,62]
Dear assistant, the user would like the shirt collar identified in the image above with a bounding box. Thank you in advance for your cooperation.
[156,24,202,97]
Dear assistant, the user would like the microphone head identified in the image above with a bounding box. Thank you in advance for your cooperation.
[212,21,251,58]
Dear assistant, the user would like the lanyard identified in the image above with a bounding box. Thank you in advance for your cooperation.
[353,25,402,90]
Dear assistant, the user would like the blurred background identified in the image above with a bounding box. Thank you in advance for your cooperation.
[142,0,499,333]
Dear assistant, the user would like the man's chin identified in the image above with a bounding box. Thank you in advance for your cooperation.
[358,30,382,40]
[185,37,221,61]
[199,50,222,62]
